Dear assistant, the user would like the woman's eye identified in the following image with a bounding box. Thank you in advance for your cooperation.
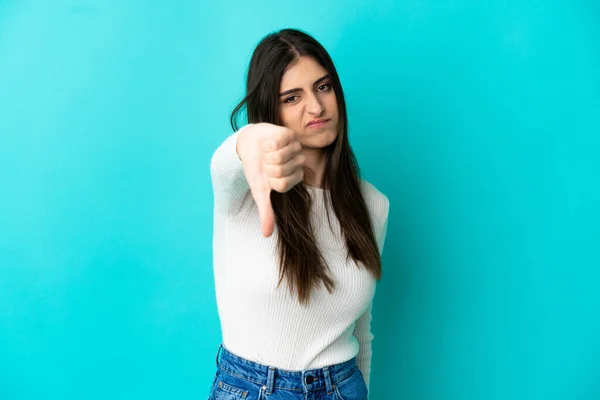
[318,83,332,92]
[284,95,299,103]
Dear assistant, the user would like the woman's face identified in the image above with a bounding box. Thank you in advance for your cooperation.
[278,56,339,150]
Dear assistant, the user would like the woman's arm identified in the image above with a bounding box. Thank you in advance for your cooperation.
[354,303,374,393]
[354,192,389,394]
[209,124,253,216]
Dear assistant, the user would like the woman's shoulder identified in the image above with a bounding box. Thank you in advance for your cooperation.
[360,179,390,223]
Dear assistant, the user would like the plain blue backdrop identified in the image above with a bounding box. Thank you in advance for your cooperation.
[1,1,599,399]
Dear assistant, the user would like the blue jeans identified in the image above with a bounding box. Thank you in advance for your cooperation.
[208,343,369,400]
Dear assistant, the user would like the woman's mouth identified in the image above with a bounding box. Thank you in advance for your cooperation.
[307,118,330,128]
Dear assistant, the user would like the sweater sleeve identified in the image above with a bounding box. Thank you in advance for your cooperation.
[354,302,375,393]
[210,124,253,216]
[375,196,390,255]
[353,194,389,395]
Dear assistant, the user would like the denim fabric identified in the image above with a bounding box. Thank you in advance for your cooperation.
[208,343,369,400]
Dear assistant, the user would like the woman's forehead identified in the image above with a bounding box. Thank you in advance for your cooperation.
[280,57,328,88]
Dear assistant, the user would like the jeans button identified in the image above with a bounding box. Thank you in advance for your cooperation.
[305,375,314,384]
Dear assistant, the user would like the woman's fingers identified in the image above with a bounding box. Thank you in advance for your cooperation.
[268,167,305,193]
[264,140,302,165]
[264,153,306,178]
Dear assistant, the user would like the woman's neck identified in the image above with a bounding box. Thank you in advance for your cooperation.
[302,147,327,188]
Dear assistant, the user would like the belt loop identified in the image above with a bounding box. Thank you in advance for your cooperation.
[215,343,223,367]
[265,367,276,394]
[323,366,334,395]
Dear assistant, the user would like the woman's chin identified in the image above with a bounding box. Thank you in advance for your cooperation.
[303,129,338,149]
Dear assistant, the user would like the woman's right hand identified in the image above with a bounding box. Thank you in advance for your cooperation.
[236,123,306,238]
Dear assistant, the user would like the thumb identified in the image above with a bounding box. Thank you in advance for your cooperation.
[256,187,275,237]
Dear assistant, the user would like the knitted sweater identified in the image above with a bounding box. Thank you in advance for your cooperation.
[210,125,389,392]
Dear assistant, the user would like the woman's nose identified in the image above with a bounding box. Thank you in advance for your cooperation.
[307,93,324,116]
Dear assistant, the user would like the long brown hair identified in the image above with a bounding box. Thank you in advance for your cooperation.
[231,29,381,305]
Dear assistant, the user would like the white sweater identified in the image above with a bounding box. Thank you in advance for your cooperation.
[210,125,390,392]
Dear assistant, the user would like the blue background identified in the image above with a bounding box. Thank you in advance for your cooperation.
[1,1,599,399]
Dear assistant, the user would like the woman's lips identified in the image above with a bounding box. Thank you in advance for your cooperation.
[307,118,330,128]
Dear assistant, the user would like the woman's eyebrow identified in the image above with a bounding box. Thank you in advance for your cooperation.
[279,74,331,97]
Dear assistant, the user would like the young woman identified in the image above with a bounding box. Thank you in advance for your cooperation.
[209,28,389,400]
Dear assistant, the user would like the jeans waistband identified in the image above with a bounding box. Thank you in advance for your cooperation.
[215,343,358,395]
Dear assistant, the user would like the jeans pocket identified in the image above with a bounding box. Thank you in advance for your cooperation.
[214,381,249,399]
[209,369,260,400]
[333,367,369,400]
